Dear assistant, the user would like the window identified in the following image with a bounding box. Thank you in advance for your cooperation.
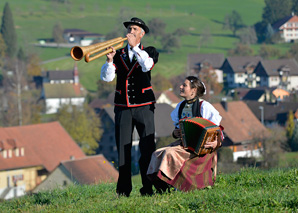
[15,148,19,157]
[2,150,7,158]
[8,150,12,158]
[20,148,25,156]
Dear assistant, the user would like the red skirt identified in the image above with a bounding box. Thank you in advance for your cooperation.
[147,141,217,192]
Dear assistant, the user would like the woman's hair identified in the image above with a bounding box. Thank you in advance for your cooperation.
[186,76,206,97]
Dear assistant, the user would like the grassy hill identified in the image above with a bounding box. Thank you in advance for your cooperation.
[0,168,297,212]
[0,0,268,91]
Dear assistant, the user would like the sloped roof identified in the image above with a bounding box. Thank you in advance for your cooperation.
[43,83,87,98]
[63,29,104,37]
[0,122,86,172]
[256,58,298,76]
[245,101,298,125]
[42,70,74,81]
[213,101,268,144]
[272,88,290,100]
[188,53,225,70]
[242,89,265,101]
[272,15,298,30]
[155,90,182,104]
[225,56,262,73]
[272,15,293,30]
[61,155,118,184]
[89,98,113,109]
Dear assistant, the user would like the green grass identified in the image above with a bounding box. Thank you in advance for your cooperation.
[0,168,297,212]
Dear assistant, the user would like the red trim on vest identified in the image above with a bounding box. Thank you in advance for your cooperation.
[115,101,155,107]
[142,86,153,93]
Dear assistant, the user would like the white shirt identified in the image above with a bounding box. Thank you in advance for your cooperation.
[100,44,154,82]
[171,100,222,128]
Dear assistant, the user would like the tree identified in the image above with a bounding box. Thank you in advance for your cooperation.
[198,27,213,51]
[161,33,180,53]
[285,43,298,61]
[228,43,254,56]
[97,78,116,99]
[148,18,166,41]
[289,121,298,151]
[52,22,64,45]
[56,103,103,155]
[262,0,292,24]
[253,126,287,168]
[259,44,280,59]
[173,28,189,37]
[151,73,173,91]
[198,67,223,101]
[286,110,295,150]
[0,34,6,67]
[223,10,244,36]
[238,27,258,45]
[0,59,42,127]
[27,54,42,77]
[0,2,17,58]
[292,0,298,15]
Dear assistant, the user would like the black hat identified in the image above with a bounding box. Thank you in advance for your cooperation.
[123,17,149,33]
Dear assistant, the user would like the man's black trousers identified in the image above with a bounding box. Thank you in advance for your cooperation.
[114,104,156,196]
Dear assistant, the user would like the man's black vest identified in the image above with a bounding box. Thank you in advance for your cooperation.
[113,45,159,107]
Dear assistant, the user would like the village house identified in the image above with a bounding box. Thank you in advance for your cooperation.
[272,14,298,43]
[41,63,87,114]
[245,100,298,127]
[33,155,118,192]
[187,53,225,83]
[0,122,86,200]
[63,29,105,46]
[213,100,268,161]
[253,58,298,91]
[221,56,262,89]
[155,89,181,108]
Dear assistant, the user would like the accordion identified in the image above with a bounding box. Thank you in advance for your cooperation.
[179,117,221,155]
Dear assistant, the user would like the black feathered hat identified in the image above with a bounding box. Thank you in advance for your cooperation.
[123,17,149,33]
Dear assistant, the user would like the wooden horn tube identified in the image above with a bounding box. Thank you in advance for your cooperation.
[70,37,127,62]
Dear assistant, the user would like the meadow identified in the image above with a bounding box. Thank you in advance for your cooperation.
[0,168,297,212]
[1,0,268,91]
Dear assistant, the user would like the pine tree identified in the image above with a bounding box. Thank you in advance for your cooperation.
[0,2,17,58]
[286,110,295,150]
[289,121,298,151]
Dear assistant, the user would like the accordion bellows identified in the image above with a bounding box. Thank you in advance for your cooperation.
[179,117,220,155]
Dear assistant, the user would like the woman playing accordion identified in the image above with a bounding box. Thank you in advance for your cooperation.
[147,76,224,193]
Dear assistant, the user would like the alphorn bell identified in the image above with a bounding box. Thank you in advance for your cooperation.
[70,37,127,63]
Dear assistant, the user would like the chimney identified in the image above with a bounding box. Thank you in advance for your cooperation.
[221,97,228,111]
[73,62,79,85]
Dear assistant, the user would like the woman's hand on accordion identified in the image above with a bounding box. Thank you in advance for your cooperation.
[172,129,182,139]
[204,136,218,151]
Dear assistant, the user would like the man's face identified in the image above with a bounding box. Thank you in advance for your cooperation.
[127,24,145,42]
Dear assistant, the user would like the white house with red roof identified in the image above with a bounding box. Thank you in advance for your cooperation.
[272,14,298,42]
[41,63,87,114]
[0,122,86,200]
